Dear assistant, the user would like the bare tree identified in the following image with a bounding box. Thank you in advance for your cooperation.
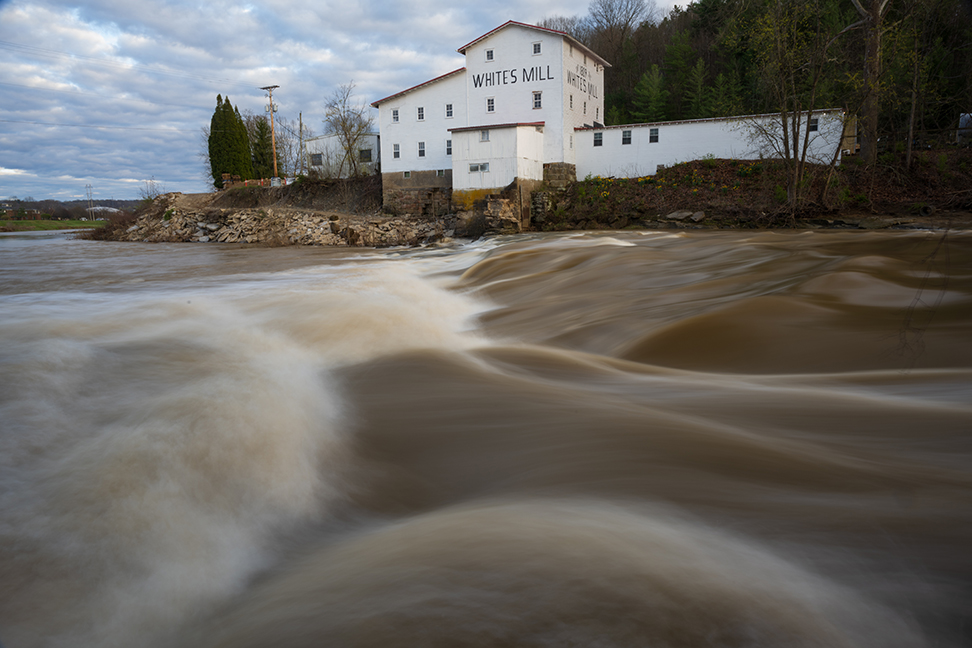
[275,116,314,177]
[323,81,375,178]
[849,0,892,165]
[748,0,850,210]
[587,0,659,61]
[537,15,592,43]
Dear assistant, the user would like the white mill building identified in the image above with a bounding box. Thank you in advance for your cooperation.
[371,20,846,220]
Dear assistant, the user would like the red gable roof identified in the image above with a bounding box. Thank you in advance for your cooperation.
[457,20,611,68]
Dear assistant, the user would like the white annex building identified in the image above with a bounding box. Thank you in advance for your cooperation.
[371,20,846,217]
[305,132,380,178]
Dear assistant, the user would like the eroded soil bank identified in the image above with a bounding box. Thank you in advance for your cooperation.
[96,151,972,246]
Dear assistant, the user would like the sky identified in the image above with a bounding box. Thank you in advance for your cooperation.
[0,0,678,201]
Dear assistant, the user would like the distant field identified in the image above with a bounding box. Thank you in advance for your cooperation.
[0,219,106,231]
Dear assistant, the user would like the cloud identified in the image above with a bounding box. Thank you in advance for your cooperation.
[1,0,674,199]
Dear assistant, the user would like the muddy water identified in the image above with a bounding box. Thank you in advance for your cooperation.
[0,230,970,647]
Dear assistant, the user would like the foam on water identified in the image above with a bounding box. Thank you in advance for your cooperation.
[0,259,491,647]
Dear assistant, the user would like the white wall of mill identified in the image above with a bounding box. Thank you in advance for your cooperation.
[452,125,544,190]
[560,41,605,166]
[576,111,846,179]
[377,71,466,175]
[463,25,569,164]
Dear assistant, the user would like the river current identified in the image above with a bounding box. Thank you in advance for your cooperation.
[1,229,970,647]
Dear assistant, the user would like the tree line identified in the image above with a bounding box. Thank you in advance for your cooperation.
[206,95,314,189]
[541,0,972,165]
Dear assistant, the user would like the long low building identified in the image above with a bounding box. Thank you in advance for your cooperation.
[371,20,848,221]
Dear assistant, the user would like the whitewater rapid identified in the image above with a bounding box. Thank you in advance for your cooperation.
[1,229,969,647]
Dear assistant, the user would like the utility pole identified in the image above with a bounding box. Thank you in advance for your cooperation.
[299,112,304,175]
[261,85,280,179]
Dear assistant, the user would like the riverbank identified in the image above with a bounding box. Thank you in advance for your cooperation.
[540,148,972,231]
[95,149,972,246]
[1,219,105,232]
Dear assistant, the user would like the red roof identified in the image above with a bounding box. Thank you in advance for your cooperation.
[371,68,466,107]
[457,20,610,68]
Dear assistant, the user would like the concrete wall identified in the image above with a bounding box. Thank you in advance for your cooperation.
[576,111,846,178]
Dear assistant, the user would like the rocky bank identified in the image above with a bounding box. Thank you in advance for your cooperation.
[116,190,456,247]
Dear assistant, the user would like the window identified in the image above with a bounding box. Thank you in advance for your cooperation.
[533,91,542,109]
[596,107,599,121]
[393,143,400,159]
[570,135,573,149]
[417,106,424,121]
[392,109,399,123]
[649,128,659,143]
[359,148,372,162]
[809,118,819,132]
[403,171,411,178]
[418,141,425,157]
[445,103,453,118]
[469,162,489,172]
[485,49,494,61]
[481,130,490,142]
[533,42,541,55]
[622,130,632,145]
[436,169,445,177]
[310,153,323,166]
[594,132,603,147]
[584,101,587,115]
[570,95,573,109]
[446,139,452,155]
[486,97,495,113]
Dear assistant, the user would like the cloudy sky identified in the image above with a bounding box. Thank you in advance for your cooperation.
[0,0,678,201]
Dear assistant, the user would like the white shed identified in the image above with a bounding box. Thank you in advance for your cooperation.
[305,132,380,178]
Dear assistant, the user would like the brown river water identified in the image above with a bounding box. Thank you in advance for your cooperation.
[0,229,970,647]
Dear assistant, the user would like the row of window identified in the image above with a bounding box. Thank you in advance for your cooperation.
[401,164,487,179]
[592,128,660,147]
[309,149,373,166]
[484,42,541,62]
[392,105,453,122]
[392,139,454,159]
[391,93,544,123]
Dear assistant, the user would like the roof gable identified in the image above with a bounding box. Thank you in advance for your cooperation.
[457,20,611,68]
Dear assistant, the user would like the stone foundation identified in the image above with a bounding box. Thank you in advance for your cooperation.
[381,170,452,217]
[543,162,576,188]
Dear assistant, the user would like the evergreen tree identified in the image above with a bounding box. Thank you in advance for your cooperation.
[251,117,276,180]
[232,106,253,180]
[207,95,253,189]
[684,58,711,119]
[708,72,744,117]
[632,64,669,122]
[663,30,697,120]
[208,95,227,188]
